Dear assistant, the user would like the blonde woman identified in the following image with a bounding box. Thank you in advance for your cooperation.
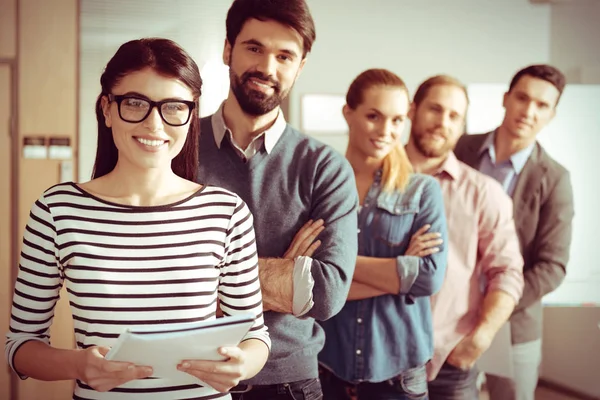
[318,69,448,400]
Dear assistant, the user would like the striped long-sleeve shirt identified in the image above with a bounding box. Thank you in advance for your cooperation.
[5,182,270,400]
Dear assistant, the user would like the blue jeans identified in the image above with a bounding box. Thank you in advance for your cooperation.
[427,362,479,400]
[231,378,323,400]
[320,365,428,400]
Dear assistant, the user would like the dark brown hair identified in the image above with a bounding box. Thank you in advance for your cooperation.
[93,38,202,181]
[508,64,566,105]
[346,68,412,192]
[226,0,316,57]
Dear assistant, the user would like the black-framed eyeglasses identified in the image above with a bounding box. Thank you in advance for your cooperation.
[107,94,196,127]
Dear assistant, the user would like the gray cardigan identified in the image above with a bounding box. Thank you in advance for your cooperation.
[198,115,359,384]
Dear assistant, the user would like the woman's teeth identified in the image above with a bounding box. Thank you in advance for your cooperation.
[136,138,165,147]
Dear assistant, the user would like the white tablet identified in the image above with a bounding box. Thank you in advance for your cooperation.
[105,313,256,384]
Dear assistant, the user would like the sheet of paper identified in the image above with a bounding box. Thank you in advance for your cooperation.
[476,322,514,378]
[105,314,255,386]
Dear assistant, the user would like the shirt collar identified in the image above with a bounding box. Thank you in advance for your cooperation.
[436,152,461,181]
[480,130,535,174]
[210,101,287,153]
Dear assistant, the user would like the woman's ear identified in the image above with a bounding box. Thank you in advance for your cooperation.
[101,96,112,128]
[342,104,352,125]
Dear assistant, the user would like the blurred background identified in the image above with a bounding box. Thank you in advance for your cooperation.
[1,0,599,399]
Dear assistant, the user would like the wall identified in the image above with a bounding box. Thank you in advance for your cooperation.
[542,307,600,398]
[1,0,79,399]
[291,0,551,135]
[538,1,600,398]
[0,0,16,394]
[550,0,600,84]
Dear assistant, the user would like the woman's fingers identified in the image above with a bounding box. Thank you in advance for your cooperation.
[418,247,441,257]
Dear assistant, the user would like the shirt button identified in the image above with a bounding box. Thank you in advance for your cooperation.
[357,318,363,324]
[356,349,362,355]
[357,229,361,233]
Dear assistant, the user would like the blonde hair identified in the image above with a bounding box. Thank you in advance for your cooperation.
[346,68,413,192]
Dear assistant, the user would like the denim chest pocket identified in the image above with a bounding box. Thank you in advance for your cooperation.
[373,199,419,247]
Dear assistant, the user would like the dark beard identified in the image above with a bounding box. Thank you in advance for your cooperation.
[411,128,452,158]
[229,68,285,116]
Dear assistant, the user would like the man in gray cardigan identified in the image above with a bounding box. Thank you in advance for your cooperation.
[197,0,358,398]
[454,64,574,400]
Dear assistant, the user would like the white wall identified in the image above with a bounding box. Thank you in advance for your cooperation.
[290,0,552,134]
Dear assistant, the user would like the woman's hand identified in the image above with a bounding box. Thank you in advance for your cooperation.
[76,346,154,392]
[177,346,250,393]
[405,224,443,257]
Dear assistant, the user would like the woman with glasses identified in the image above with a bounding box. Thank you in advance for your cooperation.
[317,69,448,400]
[5,38,270,399]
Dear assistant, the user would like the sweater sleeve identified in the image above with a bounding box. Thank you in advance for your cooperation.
[5,195,64,378]
[218,196,271,350]
[305,151,359,321]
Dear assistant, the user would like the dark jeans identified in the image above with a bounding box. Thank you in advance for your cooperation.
[427,362,479,400]
[230,378,323,400]
[319,365,428,400]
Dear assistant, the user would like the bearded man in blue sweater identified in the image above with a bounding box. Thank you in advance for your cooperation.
[197,1,359,399]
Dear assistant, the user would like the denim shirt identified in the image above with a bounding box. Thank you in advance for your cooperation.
[318,171,448,383]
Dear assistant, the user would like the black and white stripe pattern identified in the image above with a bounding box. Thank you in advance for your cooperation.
[6,183,269,399]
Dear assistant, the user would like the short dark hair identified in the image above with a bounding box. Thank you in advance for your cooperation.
[93,38,202,182]
[508,64,566,105]
[226,0,316,57]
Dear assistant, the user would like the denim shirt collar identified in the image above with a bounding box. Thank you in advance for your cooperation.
[371,169,399,214]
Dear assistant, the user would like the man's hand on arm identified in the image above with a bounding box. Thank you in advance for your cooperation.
[258,257,294,313]
[259,219,325,314]
[447,290,516,370]
[283,219,324,259]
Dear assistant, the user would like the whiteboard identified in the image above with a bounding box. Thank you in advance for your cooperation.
[467,84,600,306]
